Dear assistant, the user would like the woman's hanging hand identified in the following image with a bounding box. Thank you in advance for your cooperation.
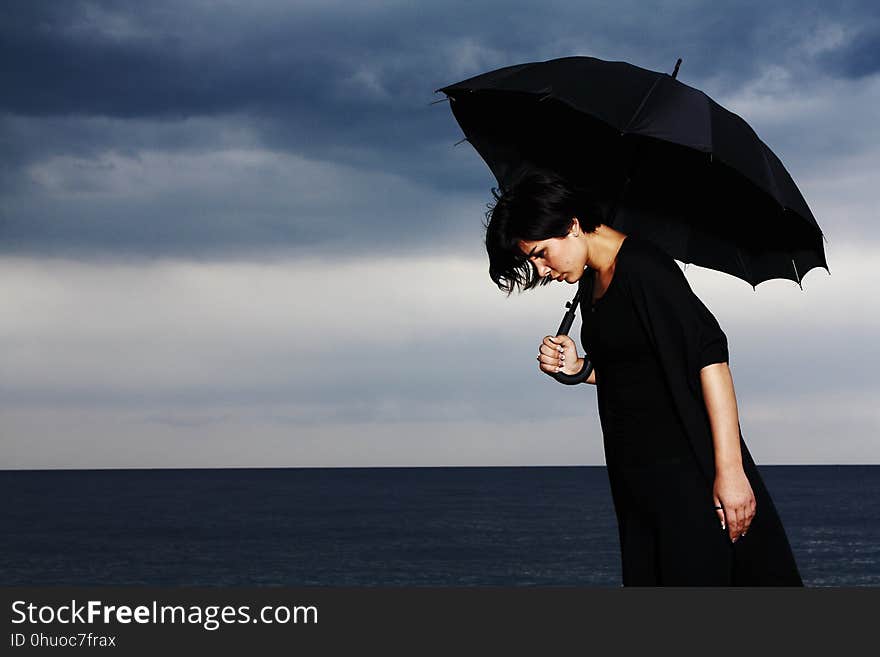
[712,467,756,544]
[537,334,582,377]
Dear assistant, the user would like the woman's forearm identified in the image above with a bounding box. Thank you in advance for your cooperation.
[700,362,743,473]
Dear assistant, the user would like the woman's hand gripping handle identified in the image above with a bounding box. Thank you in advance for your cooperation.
[537,335,593,384]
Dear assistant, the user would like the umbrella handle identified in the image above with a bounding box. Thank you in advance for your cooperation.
[551,350,594,385]
[549,285,595,385]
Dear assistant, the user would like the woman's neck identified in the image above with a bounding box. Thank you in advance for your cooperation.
[586,226,627,273]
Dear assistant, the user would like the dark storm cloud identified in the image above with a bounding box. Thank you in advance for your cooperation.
[1,0,878,256]
[1,2,351,118]
[818,25,880,77]
[4,0,875,116]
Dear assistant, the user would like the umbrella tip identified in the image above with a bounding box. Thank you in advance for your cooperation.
[671,58,682,79]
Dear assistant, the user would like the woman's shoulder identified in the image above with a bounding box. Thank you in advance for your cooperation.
[620,235,681,277]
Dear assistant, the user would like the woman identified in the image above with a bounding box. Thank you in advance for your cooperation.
[484,169,803,586]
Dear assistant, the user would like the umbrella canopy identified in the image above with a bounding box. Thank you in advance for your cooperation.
[435,56,829,289]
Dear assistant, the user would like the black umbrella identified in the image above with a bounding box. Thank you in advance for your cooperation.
[434,55,829,384]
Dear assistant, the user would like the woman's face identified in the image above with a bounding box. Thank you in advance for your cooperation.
[518,223,585,284]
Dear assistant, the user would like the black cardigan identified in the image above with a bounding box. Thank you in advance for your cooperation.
[590,235,758,487]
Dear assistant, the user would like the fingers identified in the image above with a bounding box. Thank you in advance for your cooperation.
[713,496,725,530]
[536,348,562,372]
[716,502,744,543]
[537,335,569,374]
[543,335,574,349]
[536,352,563,374]
[729,506,743,543]
[742,498,756,538]
[725,500,756,543]
[714,497,743,541]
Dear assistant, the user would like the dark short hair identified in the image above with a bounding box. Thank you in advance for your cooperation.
[483,168,609,295]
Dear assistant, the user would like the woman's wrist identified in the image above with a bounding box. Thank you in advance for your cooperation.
[715,459,744,476]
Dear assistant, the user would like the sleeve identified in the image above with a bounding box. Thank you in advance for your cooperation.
[627,244,729,370]
[697,313,729,368]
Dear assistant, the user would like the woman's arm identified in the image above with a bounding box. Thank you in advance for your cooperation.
[699,362,742,471]
[700,362,755,541]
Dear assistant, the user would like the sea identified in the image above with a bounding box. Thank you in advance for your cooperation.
[1,466,877,587]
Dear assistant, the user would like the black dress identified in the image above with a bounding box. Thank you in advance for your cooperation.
[580,236,803,586]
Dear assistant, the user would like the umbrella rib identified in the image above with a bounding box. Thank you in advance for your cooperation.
[735,245,756,291]
[623,75,665,133]
[791,257,803,291]
[758,141,784,208]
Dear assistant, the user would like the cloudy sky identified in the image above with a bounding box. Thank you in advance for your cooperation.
[1,0,877,469]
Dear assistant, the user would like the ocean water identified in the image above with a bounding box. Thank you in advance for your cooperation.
[1,466,877,587]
